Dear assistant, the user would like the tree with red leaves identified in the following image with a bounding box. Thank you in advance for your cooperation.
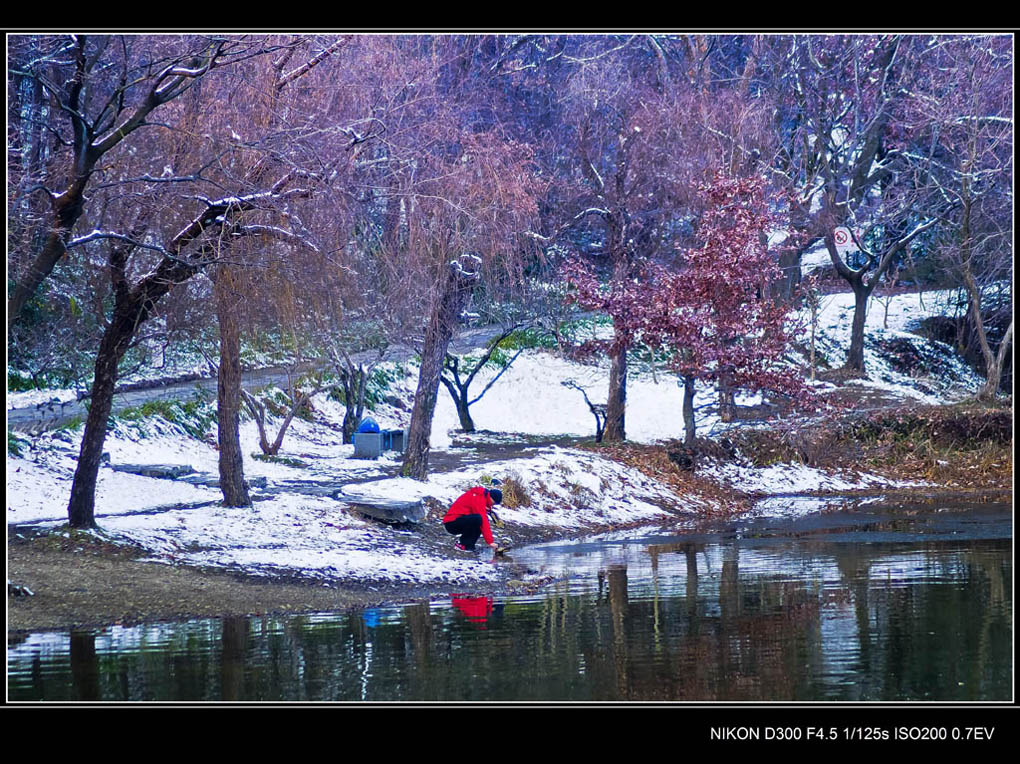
[566,173,805,445]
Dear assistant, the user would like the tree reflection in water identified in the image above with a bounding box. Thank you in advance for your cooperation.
[8,537,1011,702]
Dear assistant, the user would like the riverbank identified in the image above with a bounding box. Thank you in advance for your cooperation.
[11,497,1012,704]
[8,289,1011,634]
[8,400,1011,634]
[6,496,583,633]
[7,528,386,632]
[9,483,1011,634]
[10,401,1010,634]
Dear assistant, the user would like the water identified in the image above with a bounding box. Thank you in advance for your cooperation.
[7,500,1012,702]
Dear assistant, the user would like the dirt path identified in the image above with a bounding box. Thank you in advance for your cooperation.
[6,529,410,633]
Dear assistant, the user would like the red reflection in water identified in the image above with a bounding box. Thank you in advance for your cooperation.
[451,594,494,627]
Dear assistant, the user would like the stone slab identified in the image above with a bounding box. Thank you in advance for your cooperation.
[337,492,426,524]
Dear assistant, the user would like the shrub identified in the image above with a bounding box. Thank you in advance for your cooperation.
[476,471,531,508]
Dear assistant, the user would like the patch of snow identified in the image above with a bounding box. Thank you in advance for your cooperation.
[698,459,929,495]
[800,289,983,403]
[7,387,79,411]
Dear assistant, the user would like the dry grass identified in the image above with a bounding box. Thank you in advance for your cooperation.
[864,436,1013,488]
[499,472,532,509]
[738,402,1013,489]
[580,441,752,516]
[584,402,1012,500]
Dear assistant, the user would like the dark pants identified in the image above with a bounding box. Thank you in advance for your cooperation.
[445,514,483,549]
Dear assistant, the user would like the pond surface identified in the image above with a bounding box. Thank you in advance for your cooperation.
[7,498,1012,702]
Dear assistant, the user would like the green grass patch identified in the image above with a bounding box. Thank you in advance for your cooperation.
[364,364,406,409]
[497,327,558,352]
[251,453,309,468]
[8,370,39,392]
[6,368,80,392]
[115,397,216,440]
[326,363,407,410]
[8,430,29,457]
[54,416,84,432]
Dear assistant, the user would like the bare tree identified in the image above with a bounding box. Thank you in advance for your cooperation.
[507,35,779,441]
[307,37,547,480]
[754,35,960,374]
[561,380,607,442]
[207,35,351,505]
[241,369,334,456]
[441,324,525,433]
[402,256,483,478]
[903,35,1013,399]
[328,342,390,444]
[7,34,287,329]
[65,176,312,527]
[212,264,250,505]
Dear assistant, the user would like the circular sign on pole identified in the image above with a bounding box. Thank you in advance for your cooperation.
[833,226,859,256]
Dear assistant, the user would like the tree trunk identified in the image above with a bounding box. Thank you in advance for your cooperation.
[62,172,302,526]
[603,335,627,442]
[681,375,696,447]
[454,393,475,432]
[342,409,360,444]
[844,279,872,375]
[776,244,803,300]
[402,340,448,481]
[339,366,368,444]
[440,374,476,432]
[214,269,251,507]
[383,182,403,252]
[809,295,818,382]
[977,320,1013,401]
[8,191,86,330]
[826,211,927,376]
[266,389,310,455]
[959,194,1013,400]
[243,386,311,456]
[67,320,132,528]
[718,368,735,422]
[402,261,477,480]
[66,229,195,527]
[241,393,274,455]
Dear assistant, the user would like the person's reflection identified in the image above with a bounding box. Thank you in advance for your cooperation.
[451,594,500,628]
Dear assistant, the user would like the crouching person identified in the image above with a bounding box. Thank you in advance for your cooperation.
[443,486,502,551]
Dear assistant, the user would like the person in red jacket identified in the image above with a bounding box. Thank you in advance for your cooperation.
[443,486,502,551]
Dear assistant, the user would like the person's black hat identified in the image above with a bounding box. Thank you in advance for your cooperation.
[488,488,503,505]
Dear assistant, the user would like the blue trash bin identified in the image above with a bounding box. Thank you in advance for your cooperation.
[357,417,380,433]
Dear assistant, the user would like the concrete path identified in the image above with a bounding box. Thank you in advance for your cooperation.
[8,322,513,432]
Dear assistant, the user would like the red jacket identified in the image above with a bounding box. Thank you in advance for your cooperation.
[442,486,495,545]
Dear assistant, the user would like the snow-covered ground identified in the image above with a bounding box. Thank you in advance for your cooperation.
[6,289,984,589]
[807,288,983,404]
